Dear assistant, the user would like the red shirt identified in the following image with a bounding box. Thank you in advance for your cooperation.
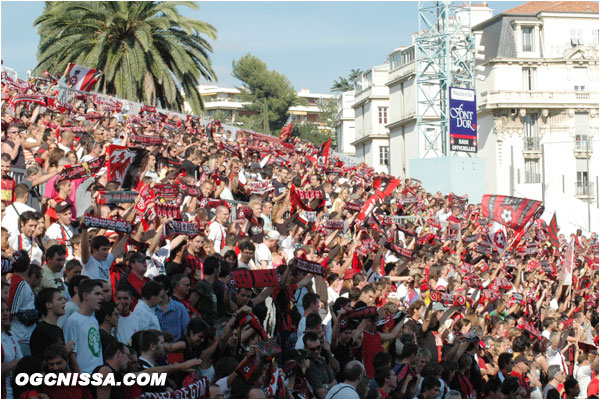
[126,272,149,311]
[588,377,599,398]
[362,330,384,379]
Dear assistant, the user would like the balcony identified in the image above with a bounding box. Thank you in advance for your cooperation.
[479,90,599,110]
[523,136,542,159]
[574,139,593,158]
[575,181,595,201]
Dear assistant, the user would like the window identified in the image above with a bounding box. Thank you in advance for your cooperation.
[576,165,589,195]
[522,27,533,52]
[571,28,583,46]
[574,67,587,91]
[524,113,538,138]
[379,146,389,166]
[522,67,535,90]
[524,159,540,183]
[378,107,388,124]
[592,29,599,46]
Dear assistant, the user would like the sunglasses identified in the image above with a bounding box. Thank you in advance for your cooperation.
[307,345,321,352]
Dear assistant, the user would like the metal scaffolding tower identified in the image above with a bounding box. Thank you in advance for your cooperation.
[415,1,475,158]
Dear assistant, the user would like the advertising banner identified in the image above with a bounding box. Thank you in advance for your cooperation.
[449,87,477,153]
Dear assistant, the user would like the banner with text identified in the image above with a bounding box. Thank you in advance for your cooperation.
[449,87,477,153]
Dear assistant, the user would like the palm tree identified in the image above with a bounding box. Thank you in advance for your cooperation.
[348,68,363,83]
[34,1,217,114]
[330,76,352,93]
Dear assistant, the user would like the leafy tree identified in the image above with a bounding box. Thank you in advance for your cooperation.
[33,1,217,114]
[330,76,352,93]
[211,109,231,124]
[232,53,298,134]
[292,123,330,146]
[348,68,364,83]
[317,97,338,147]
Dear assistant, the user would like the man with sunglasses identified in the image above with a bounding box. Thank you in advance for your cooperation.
[304,331,337,398]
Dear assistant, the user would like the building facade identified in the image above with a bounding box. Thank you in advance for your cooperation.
[335,90,356,155]
[473,1,599,228]
[351,64,391,173]
[289,88,335,133]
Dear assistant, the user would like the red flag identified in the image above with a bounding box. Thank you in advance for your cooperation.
[278,119,293,140]
[547,213,560,249]
[373,177,401,197]
[356,193,381,225]
[481,194,544,231]
[316,138,331,169]
[67,64,102,92]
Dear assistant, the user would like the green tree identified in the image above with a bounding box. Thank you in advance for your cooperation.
[34,1,217,114]
[232,53,298,134]
[292,123,330,146]
[348,68,364,83]
[330,76,352,93]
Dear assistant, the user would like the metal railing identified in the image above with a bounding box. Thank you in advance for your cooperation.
[575,181,595,197]
[523,136,541,151]
[9,167,26,184]
[574,138,592,152]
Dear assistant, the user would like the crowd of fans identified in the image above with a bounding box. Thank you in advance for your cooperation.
[1,72,599,399]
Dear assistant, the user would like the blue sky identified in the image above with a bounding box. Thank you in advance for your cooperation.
[1,1,522,94]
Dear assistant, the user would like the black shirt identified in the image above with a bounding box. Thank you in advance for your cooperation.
[30,320,65,359]
[99,328,117,352]
[165,261,185,276]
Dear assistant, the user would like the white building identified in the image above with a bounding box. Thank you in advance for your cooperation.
[335,90,356,155]
[473,1,599,232]
[289,88,335,132]
[351,63,391,173]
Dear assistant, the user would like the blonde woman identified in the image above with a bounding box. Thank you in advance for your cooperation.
[332,187,350,214]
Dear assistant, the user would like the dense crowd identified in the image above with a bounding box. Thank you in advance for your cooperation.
[1,71,599,399]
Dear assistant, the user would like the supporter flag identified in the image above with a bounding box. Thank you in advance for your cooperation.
[278,115,294,140]
[373,177,401,197]
[488,221,508,254]
[316,138,331,168]
[67,63,102,92]
[481,194,544,232]
[547,213,560,249]
[561,238,575,285]
[356,192,382,225]
[106,145,148,189]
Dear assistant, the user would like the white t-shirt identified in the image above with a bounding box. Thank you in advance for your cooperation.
[117,313,142,345]
[57,300,80,329]
[64,312,103,374]
[145,243,170,278]
[574,364,592,399]
[132,300,161,331]
[2,202,35,236]
[325,383,359,399]
[9,279,36,342]
[255,243,273,269]
[2,330,23,399]
[83,253,114,281]
[43,222,75,255]
[9,233,43,266]
[208,221,226,253]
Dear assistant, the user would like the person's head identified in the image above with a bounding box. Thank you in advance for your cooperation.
[421,376,442,399]
[344,360,365,384]
[512,355,529,374]
[19,211,38,237]
[444,390,462,399]
[400,342,419,362]
[215,205,230,225]
[1,153,12,175]
[43,344,69,373]
[239,240,255,263]
[90,235,111,261]
[302,292,320,314]
[408,299,425,319]
[261,200,273,217]
[115,285,133,316]
[547,364,566,383]
[416,348,432,374]
[187,234,204,254]
[27,265,43,288]
[359,285,376,306]
[139,330,165,360]
[305,312,323,335]
[14,184,30,203]
[104,341,130,372]
[210,384,224,399]
[263,230,280,250]
[35,287,65,317]
[303,331,321,360]
[79,279,104,311]
[45,244,67,273]
[203,256,221,277]
[172,274,190,298]
[96,300,119,328]
[498,352,514,372]
[375,366,397,390]
[141,280,163,307]
[187,318,210,347]
[564,376,580,398]
[128,252,148,277]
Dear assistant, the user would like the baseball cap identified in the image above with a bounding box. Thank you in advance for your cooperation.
[55,201,73,213]
[265,231,280,241]
[128,252,148,264]
[514,355,529,365]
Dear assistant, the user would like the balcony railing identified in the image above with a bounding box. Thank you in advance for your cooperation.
[523,136,541,151]
[575,181,595,198]
[479,90,598,107]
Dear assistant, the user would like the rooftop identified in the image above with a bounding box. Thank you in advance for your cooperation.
[503,1,598,14]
